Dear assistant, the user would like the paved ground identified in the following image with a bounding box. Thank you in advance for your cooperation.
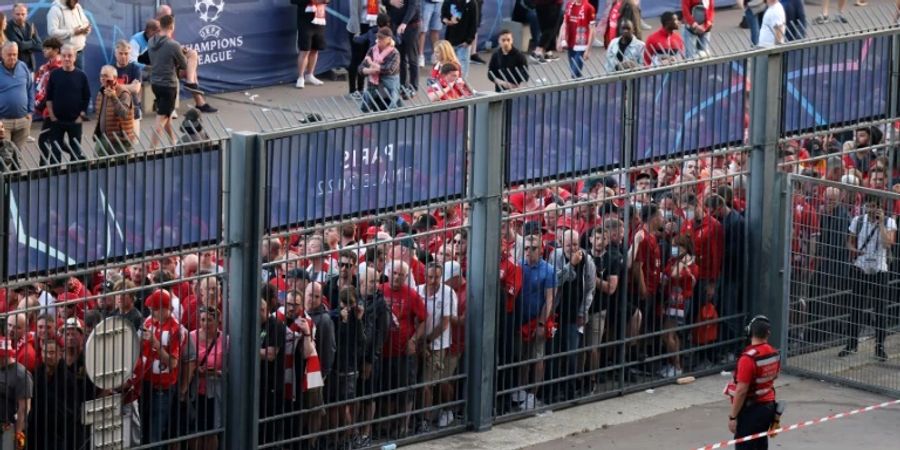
[404,374,900,450]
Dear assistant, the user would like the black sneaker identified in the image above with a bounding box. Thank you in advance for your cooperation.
[182,82,205,95]
[835,14,849,23]
[544,52,560,61]
[529,52,544,63]
[838,346,857,357]
[470,53,487,64]
[197,103,218,113]
[875,345,888,362]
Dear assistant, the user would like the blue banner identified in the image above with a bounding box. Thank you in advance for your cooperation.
[634,60,747,161]
[12,0,736,94]
[5,150,221,278]
[266,108,468,229]
[507,82,624,184]
[781,35,892,134]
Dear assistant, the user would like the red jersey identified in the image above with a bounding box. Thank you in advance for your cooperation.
[34,58,63,118]
[380,283,427,358]
[663,258,697,319]
[15,337,39,373]
[499,258,524,314]
[791,194,820,268]
[428,76,473,101]
[139,317,182,389]
[682,0,714,30]
[682,216,724,280]
[563,0,596,51]
[643,28,685,65]
[604,0,624,47]
[181,295,200,331]
[632,226,662,296]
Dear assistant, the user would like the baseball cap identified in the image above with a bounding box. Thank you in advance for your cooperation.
[442,261,463,282]
[61,317,85,334]
[145,289,172,310]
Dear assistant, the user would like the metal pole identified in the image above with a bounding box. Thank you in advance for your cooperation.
[466,100,504,431]
[619,78,635,392]
[888,34,899,181]
[0,172,7,281]
[225,131,264,449]
[747,53,787,348]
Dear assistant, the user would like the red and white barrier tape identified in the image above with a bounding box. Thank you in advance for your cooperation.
[694,399,900,450]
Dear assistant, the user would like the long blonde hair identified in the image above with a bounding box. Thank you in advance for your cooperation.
[433,40,460,66]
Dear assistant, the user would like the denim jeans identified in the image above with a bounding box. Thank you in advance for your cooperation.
[568,50,585,78]
[525,8,542,50]
[140,384,175,450]
[745,7,761,46]
[454,44,471,78]
[683,27,711,58]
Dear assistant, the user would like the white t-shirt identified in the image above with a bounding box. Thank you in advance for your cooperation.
[759,3,786,47]
[417,284,458,351]
[849,214,897,274]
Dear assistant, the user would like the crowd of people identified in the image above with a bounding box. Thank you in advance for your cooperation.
[0,1,217,168]
[0,118,895,449]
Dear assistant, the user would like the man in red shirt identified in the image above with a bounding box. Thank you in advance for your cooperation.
[681,0,714,58]
[727,316,780,450]
[8,313,37,373]
[627,203,663,351]
[680,192,724,302]
[558,0,596,78]
[643,11,685,66]
[380,260,426,436]
[136,289,182,448]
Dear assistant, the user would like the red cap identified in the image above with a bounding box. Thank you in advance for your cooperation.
[365,226,380,239]
[145,289,173,310]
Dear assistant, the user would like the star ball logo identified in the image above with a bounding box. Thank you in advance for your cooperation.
[187,0,244,64]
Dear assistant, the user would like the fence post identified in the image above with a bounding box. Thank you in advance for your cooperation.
[0,172,6,281]
[888,34,900,179]
[225,131,265,448]
[466,100,504,431]
[747,53,788,349]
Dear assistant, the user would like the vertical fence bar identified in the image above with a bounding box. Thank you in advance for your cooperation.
[0,171,6,281]
[466,100,504,431]
[748,53,788,348]
[889,34,900,180]
[225,131,265,448]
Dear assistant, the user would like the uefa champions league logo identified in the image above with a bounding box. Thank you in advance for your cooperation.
[194,0,225,23]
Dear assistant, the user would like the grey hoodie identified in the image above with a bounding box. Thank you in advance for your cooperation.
[148,34,187,88]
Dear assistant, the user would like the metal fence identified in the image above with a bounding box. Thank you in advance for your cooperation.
[783,172,900,397]
[1,24,898,450]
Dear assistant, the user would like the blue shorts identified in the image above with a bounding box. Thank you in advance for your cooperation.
[422,1,444,31]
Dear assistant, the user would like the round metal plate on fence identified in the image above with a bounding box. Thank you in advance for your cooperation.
[85,316,140,391]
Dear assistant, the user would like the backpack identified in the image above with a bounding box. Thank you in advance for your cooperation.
[692,301,719,345]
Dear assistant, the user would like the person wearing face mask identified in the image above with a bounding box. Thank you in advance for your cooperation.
[659,234,697,378]
[681,193,725,357]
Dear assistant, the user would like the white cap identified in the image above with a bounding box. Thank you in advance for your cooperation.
[442,260,462,282]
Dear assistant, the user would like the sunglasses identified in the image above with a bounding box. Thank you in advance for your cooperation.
[339,262,354,268]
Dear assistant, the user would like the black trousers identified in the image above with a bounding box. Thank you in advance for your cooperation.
[536,3,561,51]
[846,267,890,348]
[396,23,420,90]
[348,26,372,94]
[735,402,775,450]
[43,120,86,164]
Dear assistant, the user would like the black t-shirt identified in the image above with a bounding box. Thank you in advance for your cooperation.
[558,257,586,325]
[591,247,625,314]
[0,363,31,424]
[260,318,286,395]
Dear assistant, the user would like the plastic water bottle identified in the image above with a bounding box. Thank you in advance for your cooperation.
[381,444,397,450]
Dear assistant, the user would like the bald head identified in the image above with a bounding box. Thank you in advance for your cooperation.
[156,4,172,18]
[304,282,323,310]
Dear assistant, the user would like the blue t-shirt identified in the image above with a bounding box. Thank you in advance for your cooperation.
[115,63,143,120]
[520,259,557,323]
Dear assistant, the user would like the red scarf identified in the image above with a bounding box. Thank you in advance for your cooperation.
[366,0,379,24]
[306,0,327,25]
[367,42,394,85]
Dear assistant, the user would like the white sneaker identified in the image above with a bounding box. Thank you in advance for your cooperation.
[295,77,305,89]
[418,54,425,67]
[305,74,324,86]
[171,110,178,119]
[437,410,454,428]
[511,390,527,403]
[521,393,542,410]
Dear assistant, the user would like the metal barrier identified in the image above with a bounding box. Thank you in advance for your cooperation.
[1,24,898,450]
[784,174,900,397]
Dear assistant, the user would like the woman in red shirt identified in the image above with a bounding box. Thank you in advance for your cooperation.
[660,234,697,378]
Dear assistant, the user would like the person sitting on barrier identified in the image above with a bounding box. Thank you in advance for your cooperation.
[604,19,645,72]
[643,11,684,66]
[359,27,401,112]
[427,62,473,102]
